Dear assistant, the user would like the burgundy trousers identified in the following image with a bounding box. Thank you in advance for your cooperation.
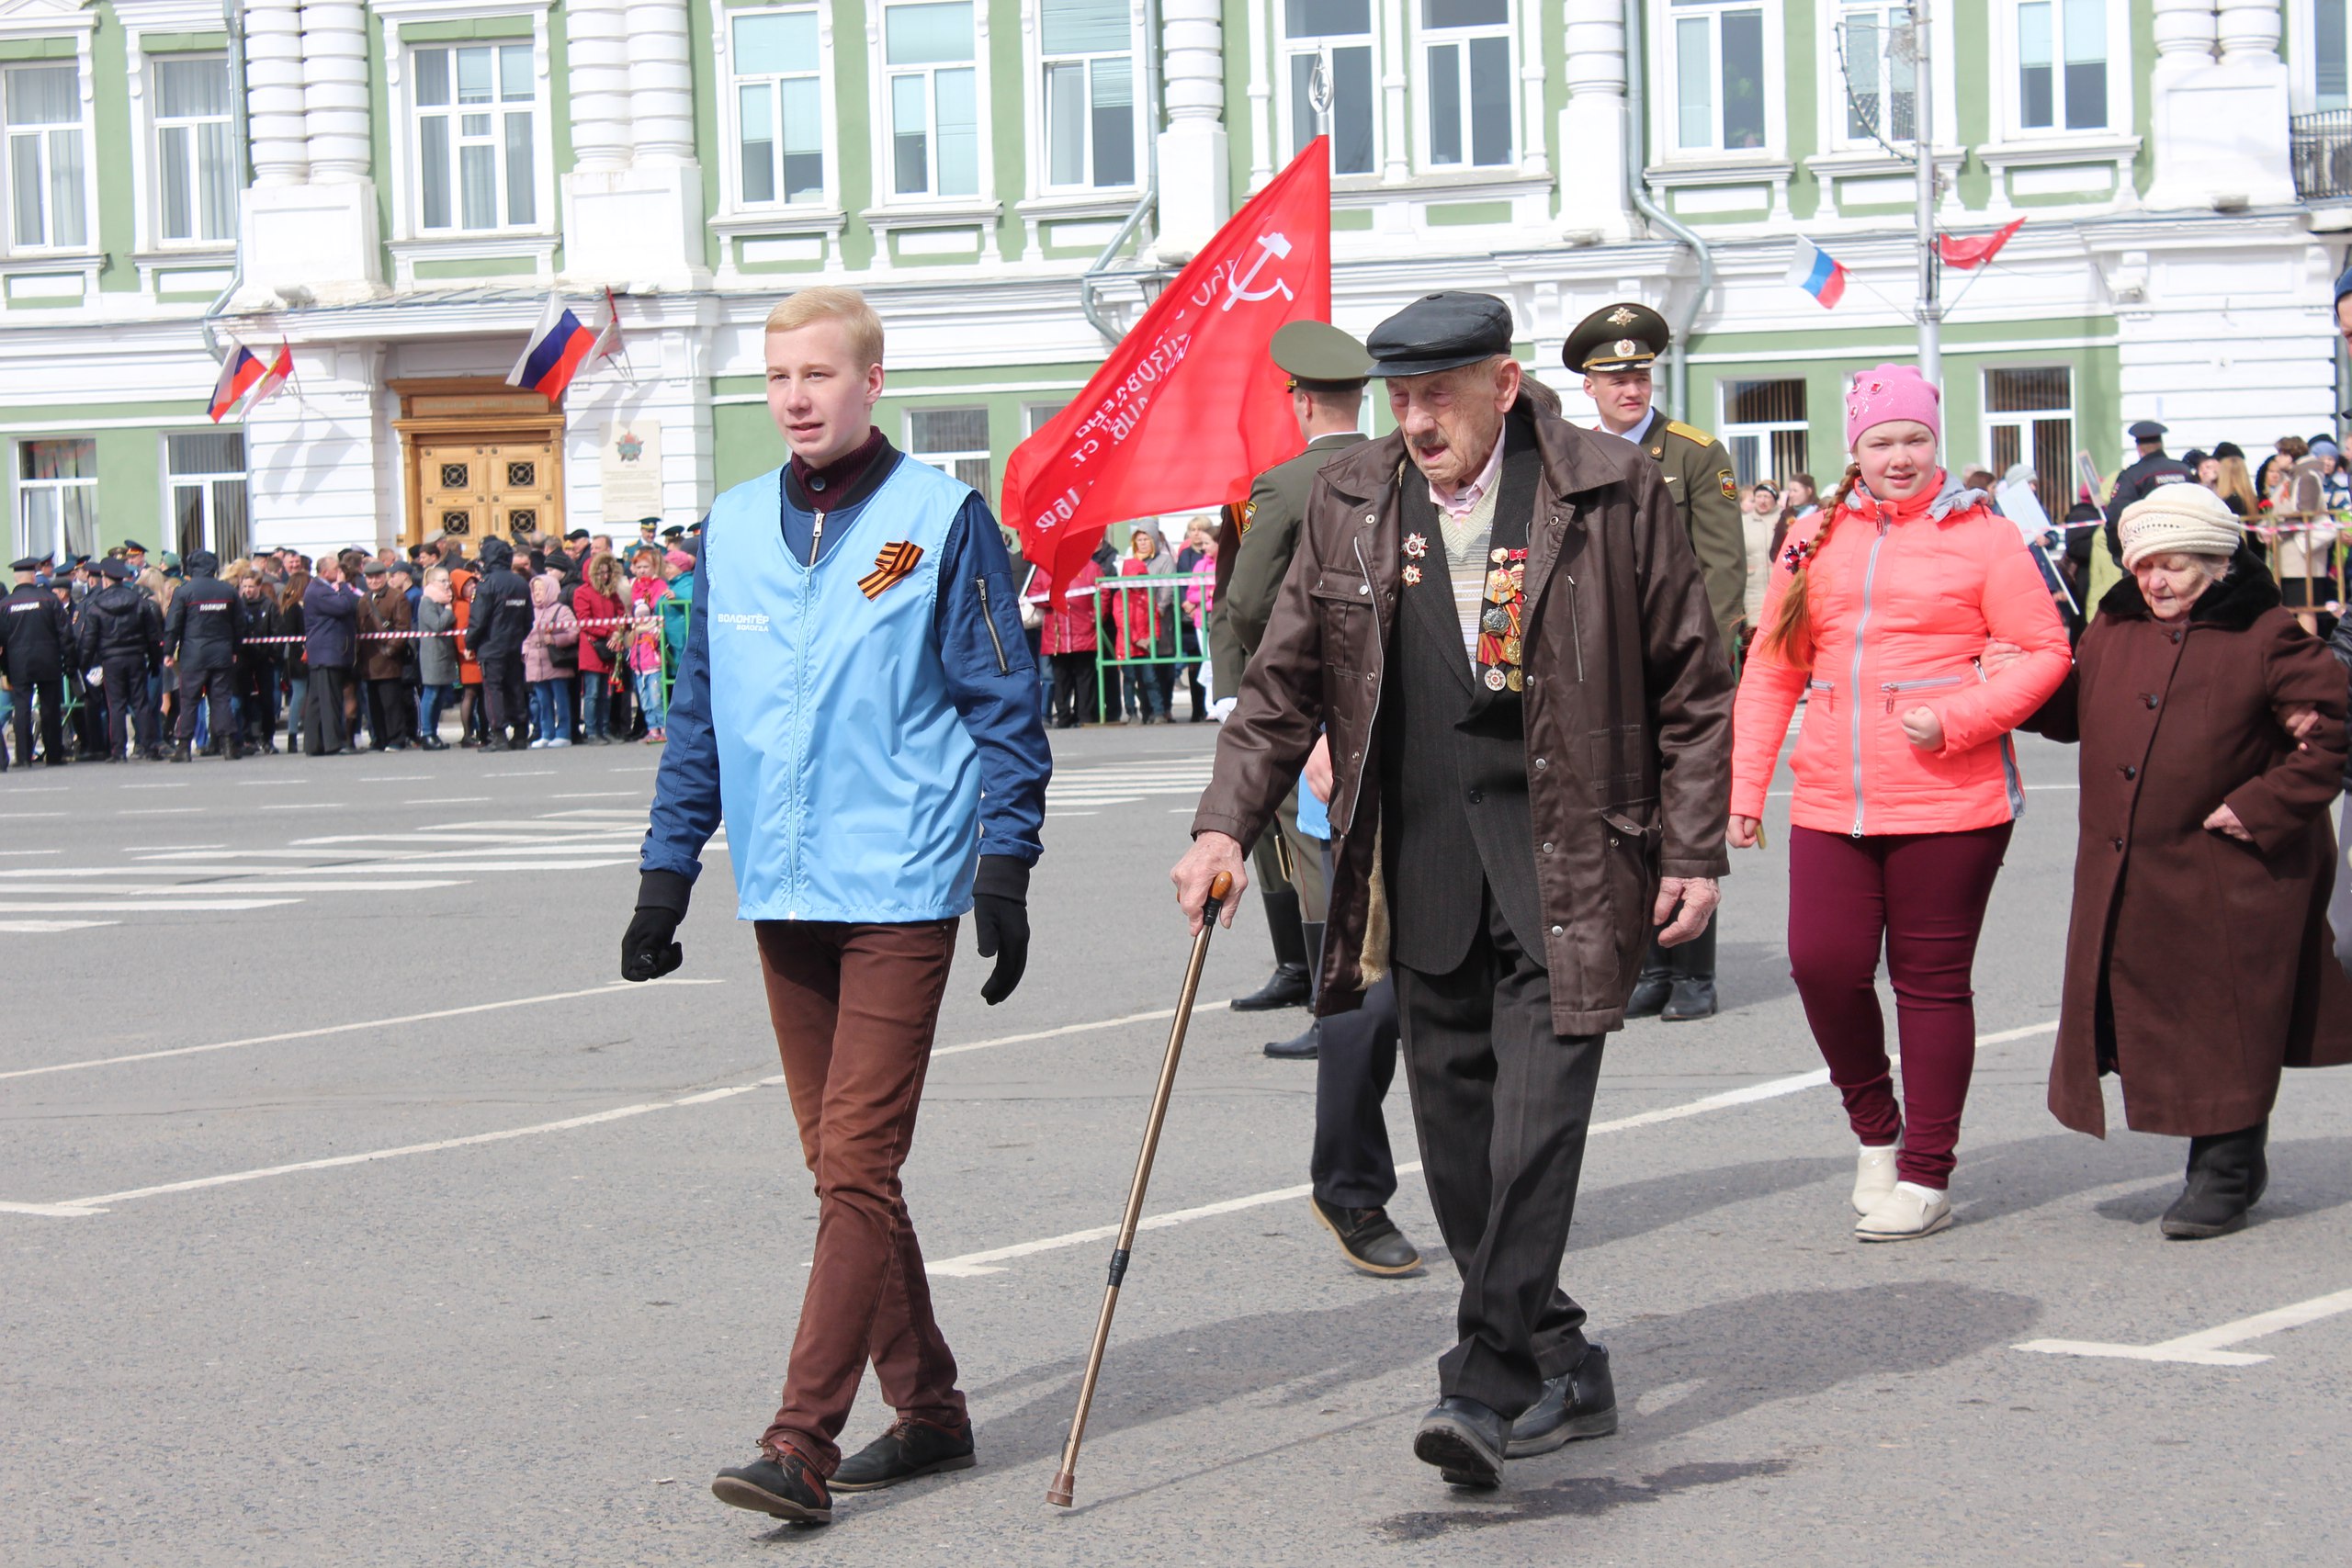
[753,918,966,1474]
[1786,824,2012,1190]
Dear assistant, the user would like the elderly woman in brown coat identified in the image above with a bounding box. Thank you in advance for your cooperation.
[2007,484,2352,1238]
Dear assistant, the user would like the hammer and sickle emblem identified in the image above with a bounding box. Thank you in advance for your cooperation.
[1221,232,1295,312]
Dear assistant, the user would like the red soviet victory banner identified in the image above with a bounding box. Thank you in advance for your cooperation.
[1003,138,1333,600]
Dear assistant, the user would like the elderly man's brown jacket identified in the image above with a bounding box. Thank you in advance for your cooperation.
[1192,401,1734,1036]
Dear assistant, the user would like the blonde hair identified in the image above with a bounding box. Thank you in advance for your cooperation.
[764,286,884,368]
[2215,455,2257,515]
[1759,462,1866,667]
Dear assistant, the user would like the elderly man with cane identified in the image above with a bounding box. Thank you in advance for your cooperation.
[1174,292,1734,1489]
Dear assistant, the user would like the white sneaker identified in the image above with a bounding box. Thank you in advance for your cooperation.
[1853,1144,1901,1215]
[548,737,571,747]
[528,738,548,749]
[1855,1180,1952,1242]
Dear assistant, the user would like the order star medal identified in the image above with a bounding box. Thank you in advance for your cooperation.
[1403,532,1429,560]
[1475,545,1529,694]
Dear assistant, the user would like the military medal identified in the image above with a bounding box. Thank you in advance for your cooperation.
[1474,545,1528,694]
[1403,533,1429,559]
[1402,564,1422,585]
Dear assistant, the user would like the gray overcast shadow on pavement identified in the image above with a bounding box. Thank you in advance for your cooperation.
[1376,1281,2039,1542]
[1708,938,1799,1012]
[1939,1131,2352,1235]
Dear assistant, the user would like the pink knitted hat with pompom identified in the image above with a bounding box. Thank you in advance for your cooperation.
[1845,364,1940,447]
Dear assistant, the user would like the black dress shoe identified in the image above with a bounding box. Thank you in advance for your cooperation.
[830,1417,975,1493]
[2163,1121,2268,1239]
[1623,972,1670,1019]
[1310,1196,1421,1276]
[1661,977,1717,1021]
[1413,1397,1507,1488]
[1232,962,1311,1012]
[712,1449,831,1524]
[1263,1021,1319,1059]
[1506,1343,1618,1458]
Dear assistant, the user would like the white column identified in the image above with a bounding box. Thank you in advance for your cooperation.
[2145,0,2291,209]
[628,0,696,164]
[1157,0,1230,258]
[244,0,308,186]
[300,0,371,181]
[567,0,634,174]
[1380,0,1409,183]
[1559,0,1633,240]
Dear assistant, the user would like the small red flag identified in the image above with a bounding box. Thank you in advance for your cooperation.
[1939,218,2024,271]
[1003,139,1333,603]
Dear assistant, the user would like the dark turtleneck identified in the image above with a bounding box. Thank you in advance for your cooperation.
[786,424,890,510]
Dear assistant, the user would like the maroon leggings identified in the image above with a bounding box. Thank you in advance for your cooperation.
[1786,823,2012,1190]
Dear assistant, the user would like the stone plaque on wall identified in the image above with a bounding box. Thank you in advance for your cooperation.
[601,419,663,522]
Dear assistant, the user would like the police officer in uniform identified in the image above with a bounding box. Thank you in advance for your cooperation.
[2102,419,2196,561]
[164,549,241,761]
[1565,302,1745,1021]
[1211,321,1369,1036]
[75,558,163,761]
[3,555,72,766]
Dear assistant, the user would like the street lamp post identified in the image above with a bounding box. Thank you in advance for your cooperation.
[1913,1,1941,388]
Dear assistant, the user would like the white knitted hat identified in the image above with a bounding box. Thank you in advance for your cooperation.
[2117,483,2243,570]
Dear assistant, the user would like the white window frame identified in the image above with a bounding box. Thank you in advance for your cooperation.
[1029,0,1144,196]
[405,38,541,235]
[1990,0,2128,141]
[1652,0,1786,162]
[164,429,251,561]
[1023,400,1068,437]
[1279,0,1385,180]
[2288,0,2349,115]
[15,436,96,562]
[1981,365,2075,502]
[1718,378,1810,491]
[142,51,236,250]
[873,0,989,206]
[1411,0,1516,175]
[376,0,557,259]
[722,4,836,216]
[906,405,992,495]
[0,46,95,259]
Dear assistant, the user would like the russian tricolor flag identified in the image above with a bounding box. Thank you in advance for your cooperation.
[1787,236,1849,310]
[208,344,265,423]
[507,294,598,404]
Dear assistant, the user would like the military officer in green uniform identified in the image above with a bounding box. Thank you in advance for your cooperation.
[1210,320,1372,1050]
[1566,301,1745,1021]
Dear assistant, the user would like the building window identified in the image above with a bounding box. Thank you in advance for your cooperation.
[166,431,249,563]
[1285,0,1376,176]
[1984,367,2074,508]
[6,64,87,251]
[1040,0,1136,190]
[909,406,991,494]
[2322,0,2350,112]
[731,9,825,207]
[885,1,978,198]
[152,55,236,245]
[1720,378,1808,488]
[17,438,95,561]
[2017,0,2105,131]
[1838,5,1915,143]
[1670,1,1768,152]
[412,41,537,233]
[1023,401,1067,436]
[1421,0,1511,169]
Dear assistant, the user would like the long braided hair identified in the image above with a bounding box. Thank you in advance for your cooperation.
[1759,462,1866,667]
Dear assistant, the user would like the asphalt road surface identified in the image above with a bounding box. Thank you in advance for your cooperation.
[5,723,2349,1566]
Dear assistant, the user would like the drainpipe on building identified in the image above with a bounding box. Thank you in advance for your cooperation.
[1080,0,1161,347]
[1621,0,1713,423]
[199,0,252,368]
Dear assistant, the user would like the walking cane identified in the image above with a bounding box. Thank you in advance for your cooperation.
[1046,869,1234,1508]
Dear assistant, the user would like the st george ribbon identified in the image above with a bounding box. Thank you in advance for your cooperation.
[1003,138,1334,604]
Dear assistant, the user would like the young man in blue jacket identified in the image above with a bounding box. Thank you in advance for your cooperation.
[622,287,1049,1528]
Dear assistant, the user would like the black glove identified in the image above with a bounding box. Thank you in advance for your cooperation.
[622,870,691,982]
[971,856,1031,1006]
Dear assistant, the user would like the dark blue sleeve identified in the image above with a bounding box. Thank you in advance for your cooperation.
[936,492,1050,865]
[640,556,721,885]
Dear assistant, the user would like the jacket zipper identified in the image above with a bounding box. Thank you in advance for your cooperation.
[975,577,1010,673]
[1563,573,1585,682]
[1343,532,1386,834]
[809,510,827,563]
[1976,659,2028,818]
[1878,674,1962,713]
[1847,513,1893,837]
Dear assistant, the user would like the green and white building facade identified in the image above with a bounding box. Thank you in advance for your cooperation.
[5,0,2351,558]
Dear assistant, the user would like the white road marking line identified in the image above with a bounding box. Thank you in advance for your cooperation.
[551,791,642,798]
[0,919,117,932]
[256,802,349,811]
[0,850,59,856]
[0,977,726,1083]
[0,898,299,912]
[119,808,205,816]
[120,783,189,791]
[0,812,65,818]
[120,844,222,852]
[6,785,67,793]
[0,881,469,895]
[2016,1287,2352,1367]
[415,795,492,804]
[931,1002,1230,1060]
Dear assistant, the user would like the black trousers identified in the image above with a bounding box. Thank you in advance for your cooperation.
[236,660,278,743]
[10,671,63,764]
[1395,891,1605,1420]
[1047,651,1094,726]
[1312,976,1401,1209]
[174,662,233,747]
[301,665,350,755]
[366,678,414,747]
[102,660,157,756]
[480,651,527,748]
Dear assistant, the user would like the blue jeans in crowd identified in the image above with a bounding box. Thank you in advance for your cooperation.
[416,682,453,742]
[580,674,611,739]
[635,669,666,732]
[528,678,572,744]
[286,673,306,744]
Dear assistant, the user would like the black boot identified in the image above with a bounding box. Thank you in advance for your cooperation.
[1265,921,1324,1057]
[1233,887,1311,1011]
[169,739,191,764]
[2162,1121,2269,1239]
[1661,920,1719,1021]
[1623,945,1672,1019]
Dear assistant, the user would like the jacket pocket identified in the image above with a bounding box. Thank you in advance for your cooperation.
[1878,674,1962,714]
[1598,798,1663,978]
[1588,724,1649,805]
[1806,676,1835,714]
[1307,569,1375,669]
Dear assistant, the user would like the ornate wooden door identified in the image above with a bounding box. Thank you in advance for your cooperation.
[392,378,566,547]
[486,441,558,541]
[416,441,488,544]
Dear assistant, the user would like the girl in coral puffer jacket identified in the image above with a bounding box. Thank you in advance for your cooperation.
[1730,363,2071,1243]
